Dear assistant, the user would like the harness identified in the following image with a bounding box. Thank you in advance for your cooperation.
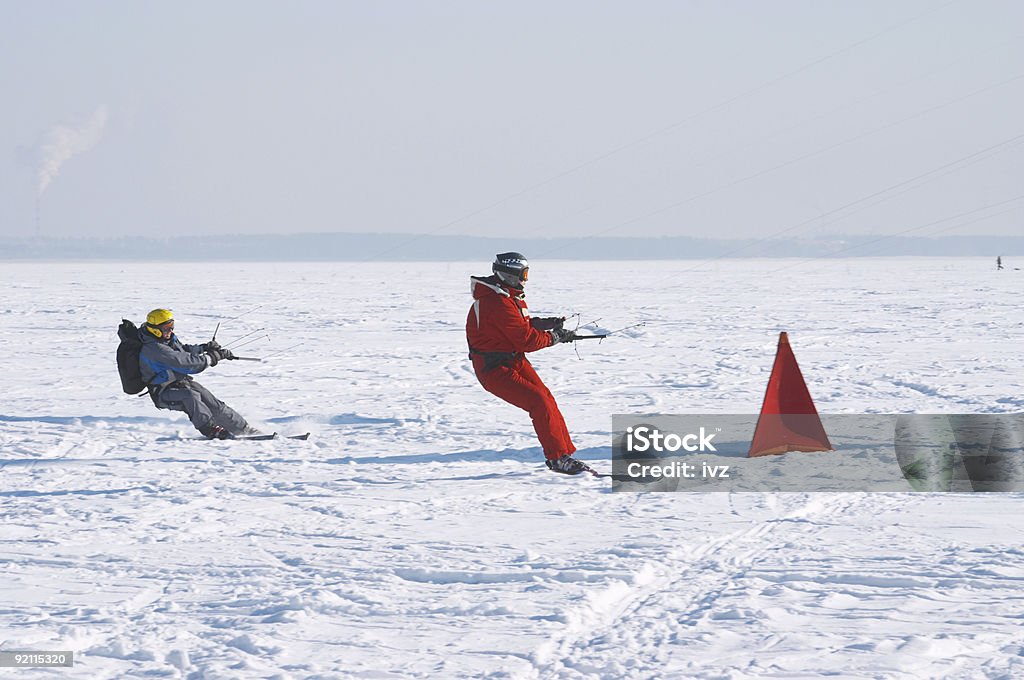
[468,346,520,372]
[147,377,193,405]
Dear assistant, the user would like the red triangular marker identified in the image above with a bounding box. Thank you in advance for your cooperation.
[749,332,832,457]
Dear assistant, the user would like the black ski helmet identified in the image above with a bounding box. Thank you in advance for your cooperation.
[492,252,529,288]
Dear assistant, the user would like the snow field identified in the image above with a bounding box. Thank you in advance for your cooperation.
[1,258,1022,678]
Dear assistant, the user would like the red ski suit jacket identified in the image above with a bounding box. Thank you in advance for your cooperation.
[466,276,574,459]
[466,276,553,357]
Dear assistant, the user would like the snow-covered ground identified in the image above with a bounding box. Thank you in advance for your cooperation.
[1,258,1022,679]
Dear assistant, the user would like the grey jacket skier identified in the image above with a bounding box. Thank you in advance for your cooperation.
[138,308,252,439]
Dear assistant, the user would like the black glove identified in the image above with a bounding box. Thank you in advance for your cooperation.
[532,316,566,331]
[549,328,577,345]
[204,340,222,352]
[207,348,236,366]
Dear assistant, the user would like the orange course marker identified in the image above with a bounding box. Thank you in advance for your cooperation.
[748,332,833,457]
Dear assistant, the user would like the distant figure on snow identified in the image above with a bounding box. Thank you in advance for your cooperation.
[466,252,589,475]
[138,308,254,440]
[997,255,1004,270]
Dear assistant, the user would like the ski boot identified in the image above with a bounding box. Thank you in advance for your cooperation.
[200,425,234,440]
[545,455,590,475]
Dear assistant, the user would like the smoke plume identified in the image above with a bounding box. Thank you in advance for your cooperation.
[36,106,109,197]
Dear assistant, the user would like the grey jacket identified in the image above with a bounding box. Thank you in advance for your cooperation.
[138,328,211,387]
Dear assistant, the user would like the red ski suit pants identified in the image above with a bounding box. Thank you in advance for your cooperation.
[473,356,576,460]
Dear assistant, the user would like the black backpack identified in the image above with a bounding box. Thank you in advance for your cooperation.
[116,319,146,395]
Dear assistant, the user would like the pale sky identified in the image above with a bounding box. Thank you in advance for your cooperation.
[2,1,1022,240]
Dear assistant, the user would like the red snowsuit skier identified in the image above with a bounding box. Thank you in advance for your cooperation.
[466,253,590,474]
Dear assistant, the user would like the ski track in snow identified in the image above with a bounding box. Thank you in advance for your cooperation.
[1,259,1023,679]
[524,494,913,679]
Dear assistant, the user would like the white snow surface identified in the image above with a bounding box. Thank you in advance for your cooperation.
[1,258,1022,679]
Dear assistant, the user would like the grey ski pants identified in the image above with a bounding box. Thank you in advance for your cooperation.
[153,380,249,436]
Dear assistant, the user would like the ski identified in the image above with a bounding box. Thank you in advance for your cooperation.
[177,434,275,441]
[182,432,310,441]
[233,432,310,441]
